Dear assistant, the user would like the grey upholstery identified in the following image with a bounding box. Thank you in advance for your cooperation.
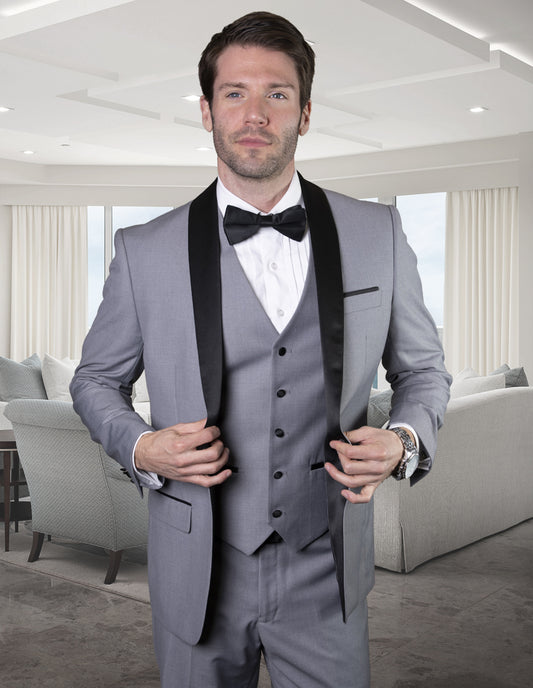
[373,386,533,572]
[5,399,148,583]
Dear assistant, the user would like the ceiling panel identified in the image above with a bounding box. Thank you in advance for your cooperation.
[0,0,531,170]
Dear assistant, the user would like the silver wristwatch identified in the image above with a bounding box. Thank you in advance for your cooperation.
[390,427,419,480]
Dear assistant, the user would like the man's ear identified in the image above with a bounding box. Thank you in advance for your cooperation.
[200,96,213,133]
[299,100,311,136]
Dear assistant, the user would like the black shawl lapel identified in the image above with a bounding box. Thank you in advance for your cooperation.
[299,173,348,617]
[188,180,223,427]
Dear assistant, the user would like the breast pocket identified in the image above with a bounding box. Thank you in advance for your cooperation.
[343,286,381,314]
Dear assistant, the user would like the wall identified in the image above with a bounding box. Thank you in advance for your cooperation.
[0,133,532,374]
[0,205,11,356]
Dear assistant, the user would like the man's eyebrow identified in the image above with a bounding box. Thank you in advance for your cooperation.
[216,81,297,91]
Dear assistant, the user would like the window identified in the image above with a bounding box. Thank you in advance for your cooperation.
[87,206,173,326]
[395,193,445,329]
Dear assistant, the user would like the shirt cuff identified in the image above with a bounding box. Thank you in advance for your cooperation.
[132,431,164,489]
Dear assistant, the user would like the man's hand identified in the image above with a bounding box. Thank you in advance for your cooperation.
[134,418,232,487]
[327,426,405,504]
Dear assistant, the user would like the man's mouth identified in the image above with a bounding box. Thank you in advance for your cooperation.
[236,137,271,148]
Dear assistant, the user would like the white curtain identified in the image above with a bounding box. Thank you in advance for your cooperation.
[443,188,519,376]
[11,206,88,360]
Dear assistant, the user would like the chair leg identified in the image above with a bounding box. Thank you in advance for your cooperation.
[104,550,123,584]
[28,532,45,562]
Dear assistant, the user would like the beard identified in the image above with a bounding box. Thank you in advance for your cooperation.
[211,119,300,181]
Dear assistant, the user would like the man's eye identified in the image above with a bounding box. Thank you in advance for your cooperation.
[270,92,287,99]
[226,92,242,98]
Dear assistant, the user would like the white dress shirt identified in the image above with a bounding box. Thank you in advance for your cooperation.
[217,172,310,333]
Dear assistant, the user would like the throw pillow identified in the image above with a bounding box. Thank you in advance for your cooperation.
[454,367,478,382]
[450,372,506,399]
[490,364,529,388]
[41,354,79,401]
[0,354,47,402]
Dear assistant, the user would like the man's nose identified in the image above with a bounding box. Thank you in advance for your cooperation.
[244,96,268,126]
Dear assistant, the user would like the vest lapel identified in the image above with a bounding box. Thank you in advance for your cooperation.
[299,173,348,618]
[188,180,223,426]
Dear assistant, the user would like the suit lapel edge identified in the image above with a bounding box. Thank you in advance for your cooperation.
[299,173,348,618]
[188,180,223,426]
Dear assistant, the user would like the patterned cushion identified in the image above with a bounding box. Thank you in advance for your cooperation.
[367,389,392,427]
[490,364,529,388]
[0,354,47,402]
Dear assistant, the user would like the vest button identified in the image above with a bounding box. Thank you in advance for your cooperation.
[276,389,286,398]
[273,471,283,479]
[272,509,282,518]
[278,347,287,356]
[274,428,285,438]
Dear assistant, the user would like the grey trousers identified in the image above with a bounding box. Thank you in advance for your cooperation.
[153,532,370,688]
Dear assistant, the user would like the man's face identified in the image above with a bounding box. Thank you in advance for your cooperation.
[200,44,311,184]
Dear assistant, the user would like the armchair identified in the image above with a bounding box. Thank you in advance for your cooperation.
[5,399,148,583]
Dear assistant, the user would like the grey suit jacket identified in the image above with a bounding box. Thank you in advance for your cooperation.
[71,175,451,645]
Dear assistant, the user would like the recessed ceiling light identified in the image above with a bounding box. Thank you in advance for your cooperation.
[22,150,35,155]
[182,95,201,102]
[1,1,61,17]
[469,106,488,113]
[0,106,14,113]
[196,146,213,152]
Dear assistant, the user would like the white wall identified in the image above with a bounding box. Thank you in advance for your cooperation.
[518,133,533,379]
[1,133,532,374]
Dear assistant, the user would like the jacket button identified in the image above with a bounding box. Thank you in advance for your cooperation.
[273,471,283,479]
[278,347,287,356]
[274,428,285,438]
[276,389,286,398]
[272,509,282,518]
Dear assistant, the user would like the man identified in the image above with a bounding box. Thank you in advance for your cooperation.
[71,11,451,688]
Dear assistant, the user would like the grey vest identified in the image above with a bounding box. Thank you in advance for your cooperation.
[213,233,329,555]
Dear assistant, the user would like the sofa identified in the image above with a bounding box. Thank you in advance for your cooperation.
[371,368,532,572]
[3,354,531,574]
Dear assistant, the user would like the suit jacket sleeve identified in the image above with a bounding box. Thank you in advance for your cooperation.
[70,228,153,489]
[382,205,451,479]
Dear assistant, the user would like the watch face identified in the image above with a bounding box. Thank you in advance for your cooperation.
[404,452,419,479]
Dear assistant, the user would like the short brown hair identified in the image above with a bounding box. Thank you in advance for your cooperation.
[199,11,315,111]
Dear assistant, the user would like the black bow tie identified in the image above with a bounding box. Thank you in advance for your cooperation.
[223,204,307,245]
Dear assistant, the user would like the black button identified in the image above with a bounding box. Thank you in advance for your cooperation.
[276,389,286,398]
[278,347,287,356]
[272,509,282,518]
[274,428,285,438]
[273,471,283,479]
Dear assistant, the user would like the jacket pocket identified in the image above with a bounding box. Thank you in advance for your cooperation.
[152,489,192,533]
[344,286,381,313]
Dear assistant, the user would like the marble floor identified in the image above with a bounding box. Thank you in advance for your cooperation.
[0,520,532,687]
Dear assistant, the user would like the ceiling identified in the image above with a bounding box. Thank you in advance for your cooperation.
[0,0,532,170]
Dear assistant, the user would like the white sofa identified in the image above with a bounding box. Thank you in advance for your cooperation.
[3,354,531,574]
[373,385,533,571]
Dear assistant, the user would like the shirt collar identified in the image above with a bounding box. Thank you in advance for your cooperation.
[216,171,303,217]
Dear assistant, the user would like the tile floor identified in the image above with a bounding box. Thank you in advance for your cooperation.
[0,520,532,687]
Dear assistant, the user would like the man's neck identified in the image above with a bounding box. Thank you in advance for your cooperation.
[217,163,296,213]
